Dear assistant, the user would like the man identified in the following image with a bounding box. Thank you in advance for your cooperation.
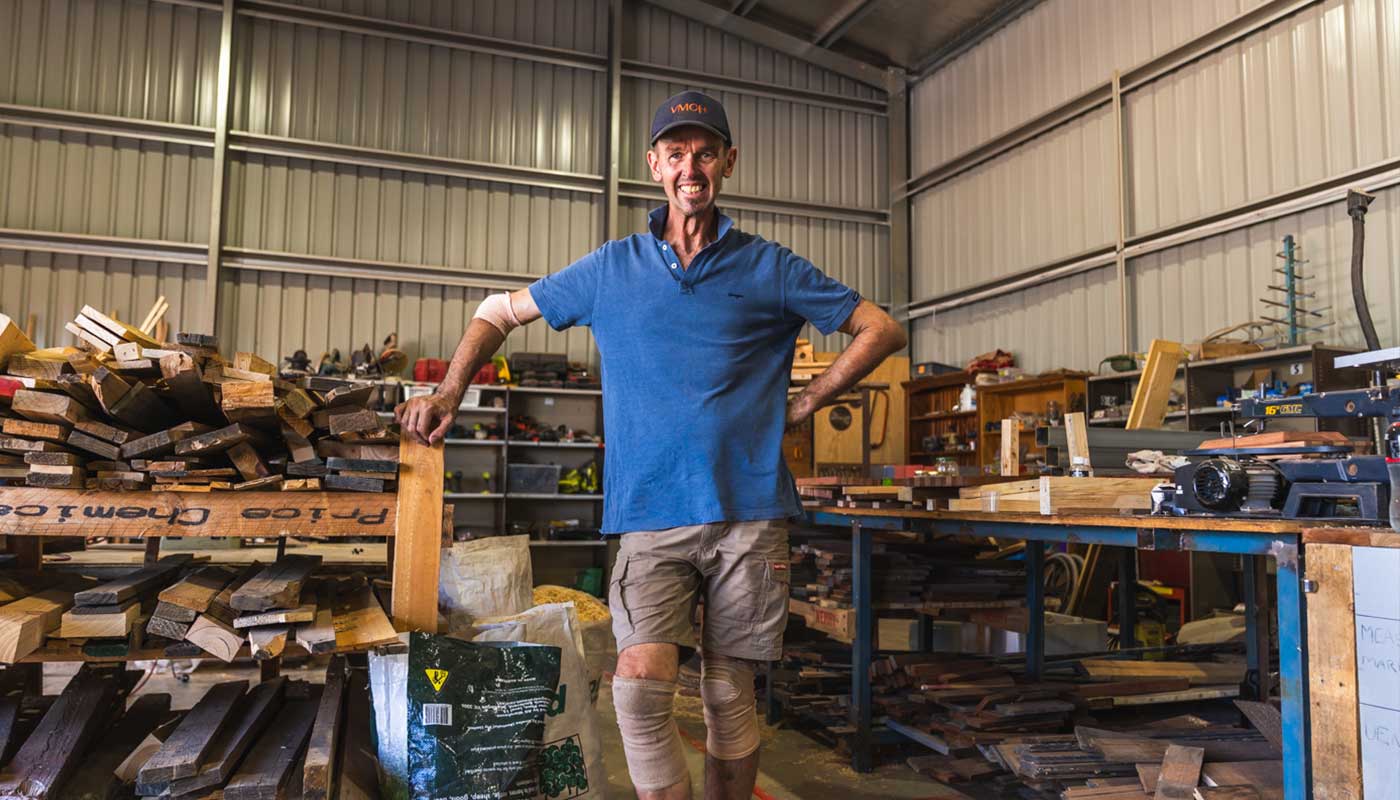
[398,90,906,799]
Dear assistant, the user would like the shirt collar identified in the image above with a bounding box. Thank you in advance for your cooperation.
[646,205,733,244]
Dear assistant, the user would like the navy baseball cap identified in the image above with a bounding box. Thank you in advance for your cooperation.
[650,91,732,146]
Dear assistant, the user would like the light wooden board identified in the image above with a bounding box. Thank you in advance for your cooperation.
[1155,744,1204,800]
[1079,659,1245,686]
[1127,339,1183,429]
[391,437,443,631]
[60,602,140,638]
[1000,418,1020,476]
[185,614,246,662]
[0,587,75,663]
[1305,543,1361,800]
[333,586,397,650]
[158,564,236,613]
[1200,761,1281,788]
[0,488,396,537]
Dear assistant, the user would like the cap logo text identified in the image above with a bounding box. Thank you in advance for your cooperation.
[671,102,708,114]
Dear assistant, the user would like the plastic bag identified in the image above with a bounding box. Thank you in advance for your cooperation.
[369,631,561,800]
[440,535,534,631]
[474,603,606,800]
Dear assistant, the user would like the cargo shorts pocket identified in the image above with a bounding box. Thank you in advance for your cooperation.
[757,557,790,633]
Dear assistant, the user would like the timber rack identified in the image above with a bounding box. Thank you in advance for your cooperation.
[0,437,446,665]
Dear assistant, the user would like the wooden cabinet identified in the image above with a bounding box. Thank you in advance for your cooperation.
[903,371,978,469]
[975,375,1088,473]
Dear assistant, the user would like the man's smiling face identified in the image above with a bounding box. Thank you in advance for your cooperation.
[646,127,737,219]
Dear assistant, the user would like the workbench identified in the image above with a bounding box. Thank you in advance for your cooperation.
[793,506,1332,800]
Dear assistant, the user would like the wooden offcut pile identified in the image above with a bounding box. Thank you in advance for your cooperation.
[0,308,397,493]
[1,555,396,663]
[0,656,376,800]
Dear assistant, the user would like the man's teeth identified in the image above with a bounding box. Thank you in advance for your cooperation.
[680,185,705,195]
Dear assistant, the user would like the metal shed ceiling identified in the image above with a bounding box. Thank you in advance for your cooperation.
[699,0,1033,73]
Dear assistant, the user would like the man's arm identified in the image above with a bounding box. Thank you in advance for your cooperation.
[786,300,908,428]
[397,288,543,444]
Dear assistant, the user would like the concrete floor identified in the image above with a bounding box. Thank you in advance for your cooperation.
[44,660,964,800]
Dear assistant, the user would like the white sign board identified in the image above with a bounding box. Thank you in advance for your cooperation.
[1354,546,1400,799]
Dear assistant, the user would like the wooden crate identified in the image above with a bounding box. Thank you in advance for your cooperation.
[789,598,855,643]
[1303,529,1400,800]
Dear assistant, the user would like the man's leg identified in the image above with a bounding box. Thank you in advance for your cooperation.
[615,643,691,800]
[700,653,760,800]
[609,525,708,800]
[699,520,790,800]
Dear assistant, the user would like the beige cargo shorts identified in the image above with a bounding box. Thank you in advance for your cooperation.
[608,519,790,662]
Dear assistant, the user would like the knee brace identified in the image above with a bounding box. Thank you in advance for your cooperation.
[611,676,689,792]
[700,654,760,760]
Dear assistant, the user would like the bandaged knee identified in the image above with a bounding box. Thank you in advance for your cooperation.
[472,292,522,335]
[612,676,689,791]
[701,654,760,760]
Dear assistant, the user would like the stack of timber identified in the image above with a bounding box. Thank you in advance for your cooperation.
[950,476,1164,515]
[0,308,398,494]
[0,555,397,663]
[770,643,1270,796]
[796,473,1020,511]
[788,539,1025,622]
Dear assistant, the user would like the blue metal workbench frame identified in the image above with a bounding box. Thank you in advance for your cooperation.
[788,510,1308,800]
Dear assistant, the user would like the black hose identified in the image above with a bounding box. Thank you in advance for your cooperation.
[1348,190,1381,350]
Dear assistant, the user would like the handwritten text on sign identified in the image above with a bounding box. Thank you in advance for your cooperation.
[0,489,396,537]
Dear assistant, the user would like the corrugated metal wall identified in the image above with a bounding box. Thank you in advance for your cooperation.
[1,0,890,366]
[910,0,1400,372]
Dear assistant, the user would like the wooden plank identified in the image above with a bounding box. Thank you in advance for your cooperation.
[59,692,171,800]
[73,418,139,446]
[0,665,127,797]
[1138,763,1160,793]
[185,614,246,662]
[1232,701,1283,751]
[1302,527,1400,548]
[1200,761,1281,789]
[146,614,192,641]
[158,565,236,613]
[1113,686,1239,706]
[324,474,385,492]
[64,321,112,354]
[392,437,443,631]
[231,556,322,612]
[78,306,160,348]
[11,390,86,425]
[1,419,69,444]
[248,625,288,660]
[335,669,376,800]
[296,582,337,655]
[0,314,36,371]
[158,677,286,799]
[1065,410,1091,469]
[73,555,192,607]
[1127,340,1184,429]
[106,382,171,432]
[324,457,396,475]
[1305,543,1361,800]
[227,441,270,482]
[119,421,213,460]
[334,585,397,650]
[234,475,284,491]
[0,488,396,538]
[233,352,277,375]
[154,600,199,623]
[173,423,268,457]
[302,657,348,800]
[234,603,317,629]
[1040,476,1159,515]
[59,602,140,638]
[328,408,382,437]
[1193,789,1261,800]
[0,588,75,663]
[224,686,322,800]
[137,679,248,784]
[1199,430,1349,451]
[1079,659,1246,686]
[1000,418,1020,476]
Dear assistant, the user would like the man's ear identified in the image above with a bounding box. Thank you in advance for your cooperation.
[646,148,662,182]
[723,146,737,178]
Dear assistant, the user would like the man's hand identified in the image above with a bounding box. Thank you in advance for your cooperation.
[396,393,457,446]
[785,394,815,430]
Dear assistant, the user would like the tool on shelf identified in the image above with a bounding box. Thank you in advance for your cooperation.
[1259,234,1330,343]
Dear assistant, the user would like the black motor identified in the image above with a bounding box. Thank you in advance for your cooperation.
[1177,457,1285,514]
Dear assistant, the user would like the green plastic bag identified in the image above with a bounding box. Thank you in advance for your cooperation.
[370,631,562,800]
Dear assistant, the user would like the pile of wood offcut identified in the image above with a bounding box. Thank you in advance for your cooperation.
[0,656,377,800]
[0,554,397,663]
[0,308,398,493]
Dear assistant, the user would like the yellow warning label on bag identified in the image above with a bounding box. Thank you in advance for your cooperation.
[425,668,449,692]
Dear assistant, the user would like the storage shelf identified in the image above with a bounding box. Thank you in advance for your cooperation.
[457,406,507,414]
[1165,406,1234,419]
[508,493,604,500]
[508,385,602,396]
[444,439,505,446]
[509,441,603,449]
[445,492,504,499]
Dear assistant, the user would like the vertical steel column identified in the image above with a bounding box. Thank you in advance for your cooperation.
[886,69,910,329]
[1025,541,1045,681]
[603,0,623,241]
[202,0,236,335]
[1242,554,1272,701]
[1117,546,1137,650]
[1273,542,1310,800]
[1111,70,1130,354]
[850,519,874,773]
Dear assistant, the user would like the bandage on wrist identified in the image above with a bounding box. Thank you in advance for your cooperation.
[473,292,522,335]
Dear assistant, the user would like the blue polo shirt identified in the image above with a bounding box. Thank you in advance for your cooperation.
[528,206,861,534]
